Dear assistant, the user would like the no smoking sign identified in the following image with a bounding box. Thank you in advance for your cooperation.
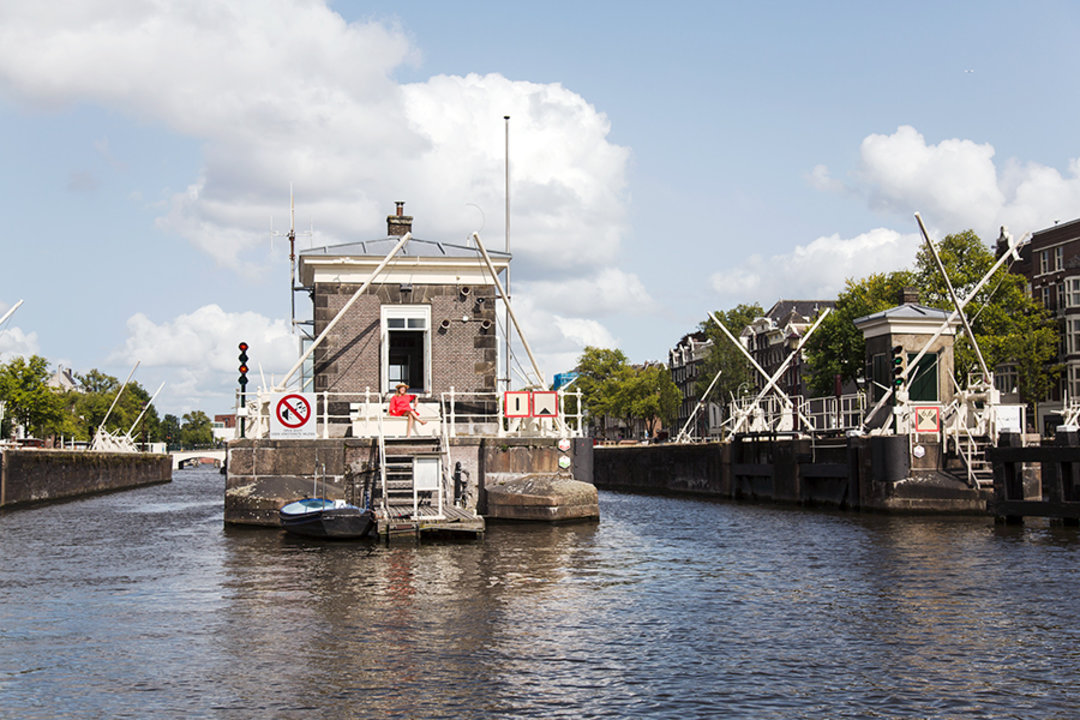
[270,393,316,438]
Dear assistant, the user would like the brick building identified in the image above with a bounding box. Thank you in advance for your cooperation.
[741,300,833,399]
[1005,217,1080,417]
[668,331,720,439]
[296,202,510,399]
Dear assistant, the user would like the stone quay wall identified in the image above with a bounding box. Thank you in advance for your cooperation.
[595,434,986,514]
[1,449,172,509]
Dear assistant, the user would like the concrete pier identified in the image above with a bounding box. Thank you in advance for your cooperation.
[224,435,596,535]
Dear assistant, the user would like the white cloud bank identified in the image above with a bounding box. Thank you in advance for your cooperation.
[710,228,921,307]
[0,0,639,403]
[111,305,296,411]
[719,125,1080,306]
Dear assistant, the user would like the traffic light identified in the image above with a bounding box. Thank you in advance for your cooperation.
[891,344,906,388]
[238,341,249,387]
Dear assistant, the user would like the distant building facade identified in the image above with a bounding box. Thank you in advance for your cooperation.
[741,300,833,399]
[668,331,720,440]
[1004,218,1080,428]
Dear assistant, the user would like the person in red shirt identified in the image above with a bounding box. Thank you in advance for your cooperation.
[389,382,427,436]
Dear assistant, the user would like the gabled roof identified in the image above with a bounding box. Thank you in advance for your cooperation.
[764,299,834,323]
[300,236,511,261]
[853,302,954,326]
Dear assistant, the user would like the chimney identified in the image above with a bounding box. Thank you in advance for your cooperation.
[901,286,919,305]
[387,201,413,236]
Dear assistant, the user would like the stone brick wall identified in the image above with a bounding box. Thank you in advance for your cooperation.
[313,282,498,397]
[1,450,171,508]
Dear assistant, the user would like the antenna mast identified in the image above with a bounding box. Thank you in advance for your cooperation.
[503,115,512,393]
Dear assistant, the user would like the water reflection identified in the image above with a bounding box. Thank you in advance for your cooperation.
[4,468,1080,717]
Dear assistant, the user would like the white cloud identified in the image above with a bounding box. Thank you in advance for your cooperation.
[112,305,296,398]
[501,295,621,383]
[515,267,653,317]
[709,228,920,307]
[0,0,636,406]
[0,326,40,363]
[0,2,629,277]
[855,125,1080,239]
[808,164,843,193]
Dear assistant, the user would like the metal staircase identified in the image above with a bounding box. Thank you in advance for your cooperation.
[945,433,995,490]
[376,436,447,521]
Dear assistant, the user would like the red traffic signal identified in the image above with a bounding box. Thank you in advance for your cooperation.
[238,341,250,387]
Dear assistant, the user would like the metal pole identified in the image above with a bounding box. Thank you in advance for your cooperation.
[473,232,545,386]
[504,115,512,393]
[0,299,24,327]
[915,212,992,383]
[95,361,140,441]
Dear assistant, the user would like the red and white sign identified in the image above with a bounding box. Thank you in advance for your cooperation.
[504,391,531,418]
[913,406,940,434]
[532,391,559,418]
[271,393,316,439]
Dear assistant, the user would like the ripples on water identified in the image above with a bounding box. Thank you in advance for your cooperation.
[3,467,1080,718]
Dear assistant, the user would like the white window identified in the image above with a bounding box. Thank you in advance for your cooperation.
[1042,286,1052,308]
[1068,277,1080,308]
[381,305,431,393]
[1070,364,1080,400]
[994,365,1018,395]
[1068,318,1080,355]
[1041,250,1050,275]
[1056,247,1064,271]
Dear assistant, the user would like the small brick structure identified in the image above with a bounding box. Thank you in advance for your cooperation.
[299,202,509,402]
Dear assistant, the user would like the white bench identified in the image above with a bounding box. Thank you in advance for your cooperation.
[350,401,440,438]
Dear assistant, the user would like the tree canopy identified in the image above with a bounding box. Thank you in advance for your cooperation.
[804,230,1058,403]
[573,347,680,439]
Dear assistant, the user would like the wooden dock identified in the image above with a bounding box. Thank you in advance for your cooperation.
[376,502,485,539]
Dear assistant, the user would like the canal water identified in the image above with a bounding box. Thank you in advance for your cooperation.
[3,467,1080,719]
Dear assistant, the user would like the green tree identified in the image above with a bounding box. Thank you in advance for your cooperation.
[574,346,632,437]
[161,413,182,448]
[618,363,681,438]
[0,355,64,438]
[804,272,914,397]
[694,303,764,404]
[180,410,213,447]
[914,230,1059,403]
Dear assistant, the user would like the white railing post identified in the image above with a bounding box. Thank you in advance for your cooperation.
[449,386,457,438]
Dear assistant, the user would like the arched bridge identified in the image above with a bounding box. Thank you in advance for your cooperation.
[171,449,227,470]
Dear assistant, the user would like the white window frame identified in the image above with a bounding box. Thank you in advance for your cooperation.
[1068,318,1080,356]
[1041,250,1050,275]
[380,305,431,394]
[1068,277,1080,309]
[1056,246,1064,272]
[1069,363,1080,400]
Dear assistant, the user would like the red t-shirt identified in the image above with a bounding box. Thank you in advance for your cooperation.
[388,394,415,416]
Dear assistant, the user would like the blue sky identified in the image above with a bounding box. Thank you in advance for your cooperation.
[1,1,1079,417]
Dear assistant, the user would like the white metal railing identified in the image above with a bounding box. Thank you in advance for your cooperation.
[724,392,866,436]
[236,387,585,440]
[801,393,867,432]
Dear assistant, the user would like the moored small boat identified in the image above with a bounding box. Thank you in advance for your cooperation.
[279,498,375,539]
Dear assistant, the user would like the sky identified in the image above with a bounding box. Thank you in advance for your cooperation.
[1,0,1080,419]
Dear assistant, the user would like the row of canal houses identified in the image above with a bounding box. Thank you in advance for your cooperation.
[669,217,1080,443]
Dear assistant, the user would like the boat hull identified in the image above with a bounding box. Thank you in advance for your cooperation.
[279,499,376,540]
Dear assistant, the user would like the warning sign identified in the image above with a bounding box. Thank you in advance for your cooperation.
[914,406,940,434]
[504,391,530,418]
[532,391,559,418]
[271,393,316,439]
